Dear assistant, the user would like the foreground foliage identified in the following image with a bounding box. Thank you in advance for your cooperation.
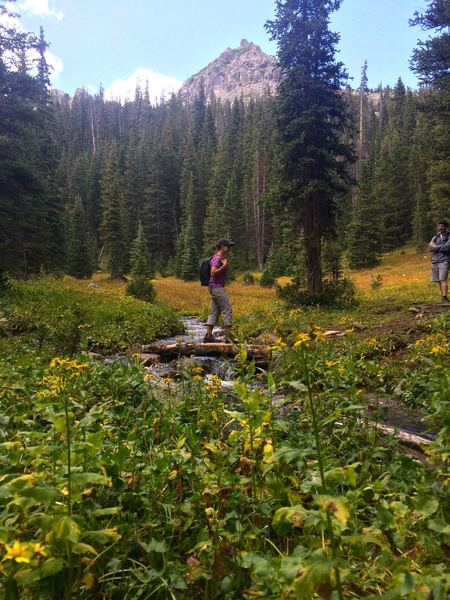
[0,302,448,598]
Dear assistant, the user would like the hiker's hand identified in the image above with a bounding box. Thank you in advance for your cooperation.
[221,259,228,269]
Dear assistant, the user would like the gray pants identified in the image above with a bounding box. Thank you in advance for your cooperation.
[432,262,449,282]
[207,286,232,327]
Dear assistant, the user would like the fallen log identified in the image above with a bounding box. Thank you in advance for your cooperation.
[140,342,270,360]
[371,421,434,448]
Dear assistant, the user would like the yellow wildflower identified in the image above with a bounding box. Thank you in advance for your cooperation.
[430,345,446,355]
[32,543,47,556]
[144,373,154,381]
[311,326,327,341]
[294,333,310,347]
[2,541,32,563]
[263,440,274,462]
[326,360,339,368]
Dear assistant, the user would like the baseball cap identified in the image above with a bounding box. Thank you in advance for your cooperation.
[216,239,235,248]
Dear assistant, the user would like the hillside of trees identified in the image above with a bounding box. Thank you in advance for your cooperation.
[1,0,448,285]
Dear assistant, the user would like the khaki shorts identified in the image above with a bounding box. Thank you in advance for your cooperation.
[206,286,232,327]
[432,262,449,282]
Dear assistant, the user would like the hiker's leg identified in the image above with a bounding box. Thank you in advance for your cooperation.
[206,289,220,336]
[214,288,232,337]
[439,264,449,299]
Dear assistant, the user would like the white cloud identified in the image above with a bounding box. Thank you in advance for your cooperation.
[46,48,63,81]
[18,0,64,21]
[105,68,183,104]
[0,6,64,83]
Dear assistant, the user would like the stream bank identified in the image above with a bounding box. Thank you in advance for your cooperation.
[129,316,437,451]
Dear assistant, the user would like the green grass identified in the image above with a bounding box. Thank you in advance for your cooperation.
[0,277,183,355]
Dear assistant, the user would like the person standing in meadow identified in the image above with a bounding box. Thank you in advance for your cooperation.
[203,239,234,343]
[429,219,450,303]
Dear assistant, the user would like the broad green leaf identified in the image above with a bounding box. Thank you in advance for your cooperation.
[53,516,80,543]
[20,486,62,503]
[428,519,450,536]
[83,528,121,544]
[288,380,308,393]
[72,542,98,556]
[273,505,309,528]
[414,496,438,517]
[70,472,111,488]
[317,496,350,526]
[15,558,64,585]
[93,506,121,517]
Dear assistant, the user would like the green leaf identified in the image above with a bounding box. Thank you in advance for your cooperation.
[376,505,394,528]
[20,486,62,503]
[414,496,438,517]
[273,505,309,529]
[70,472,111,488]
[316,496,350,526]
[53,516,80,543]
[15,558,64,585]
[83,528,121,544]
[146,538,168,553]
[93,506,121,517]
[428,519,450,536]
[72,542,98,556]
[288,380,308,393]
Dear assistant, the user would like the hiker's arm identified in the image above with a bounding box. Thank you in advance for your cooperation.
[429,237,439,251]
[441,239,450,253]
[211,259,227,275]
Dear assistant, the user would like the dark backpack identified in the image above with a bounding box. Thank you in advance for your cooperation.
[199,256,213,286]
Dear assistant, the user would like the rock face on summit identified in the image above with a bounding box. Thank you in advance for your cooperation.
[181,39,281,103]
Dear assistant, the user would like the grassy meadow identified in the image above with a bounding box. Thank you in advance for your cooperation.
[65,246,436,318]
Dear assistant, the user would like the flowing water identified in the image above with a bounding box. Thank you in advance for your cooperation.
[111,316,436,445]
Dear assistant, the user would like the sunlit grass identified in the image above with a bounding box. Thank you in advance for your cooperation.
[63,246,437,317]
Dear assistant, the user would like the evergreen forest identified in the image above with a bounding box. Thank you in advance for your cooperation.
[1,0,448,286]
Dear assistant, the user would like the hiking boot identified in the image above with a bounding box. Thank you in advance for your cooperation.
[203,334,216,343]
[441,296,449,303]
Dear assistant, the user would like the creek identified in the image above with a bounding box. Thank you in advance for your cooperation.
[109,316,436,449]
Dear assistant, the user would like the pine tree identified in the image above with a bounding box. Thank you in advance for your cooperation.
[410,0,450,223]
[100,146,128,278]
[348,165,382,268]
[177,174,200,280]
[66,197,94,278]
[266,0,353,293]
[126,222,155,301]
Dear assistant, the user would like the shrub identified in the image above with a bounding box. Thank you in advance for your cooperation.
[126,278,155,302]
[242,272,255,285]
[260,269,276,288]
[276,277,358,308]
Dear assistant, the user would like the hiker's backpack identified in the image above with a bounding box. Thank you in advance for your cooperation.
[199,256,213,286]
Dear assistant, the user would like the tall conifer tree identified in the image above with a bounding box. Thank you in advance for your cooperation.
[100,146,128,278]
[266,0,353,293]
[66,198,94,278]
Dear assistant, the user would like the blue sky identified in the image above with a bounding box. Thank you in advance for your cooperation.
[13,0,429,98]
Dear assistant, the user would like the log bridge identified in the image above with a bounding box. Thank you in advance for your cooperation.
[140,341,270,361]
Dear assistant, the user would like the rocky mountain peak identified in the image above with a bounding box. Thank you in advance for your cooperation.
[180,40,281,103]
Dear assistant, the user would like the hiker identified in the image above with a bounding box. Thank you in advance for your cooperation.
[429,219,450,303]
[203,239,234,343]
